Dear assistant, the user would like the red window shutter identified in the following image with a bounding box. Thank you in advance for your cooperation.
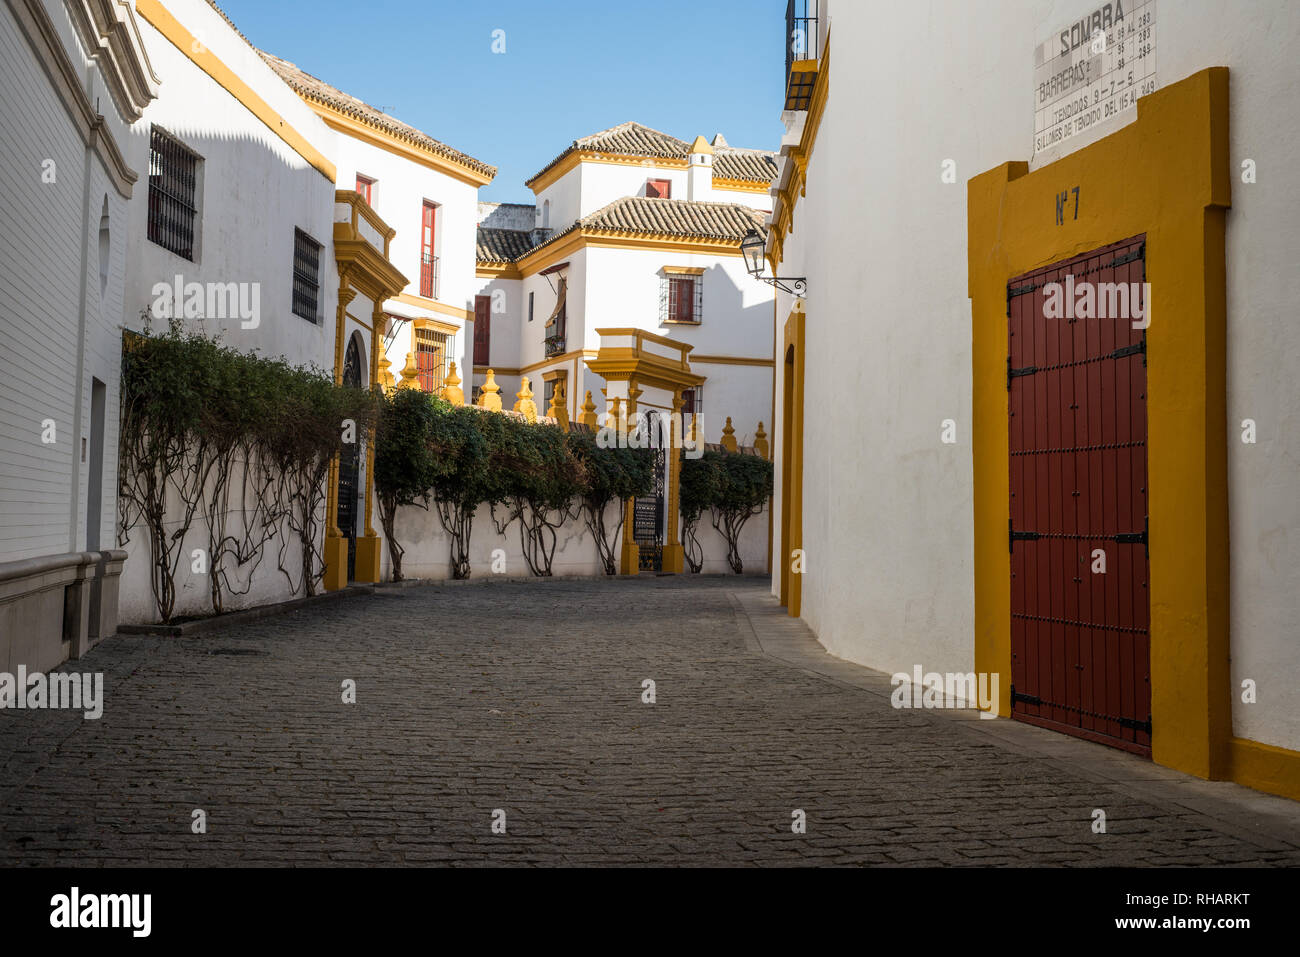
[356,175,374,205]
[420,202,437,298]
[648,179,671,199]
[416,347,439,392]
[670,277,694,322]
[474,295,491,366]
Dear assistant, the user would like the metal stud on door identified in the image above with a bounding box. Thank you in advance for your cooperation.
[1007,236,1151,756]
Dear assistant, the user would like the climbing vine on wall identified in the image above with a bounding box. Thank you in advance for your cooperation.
[118,322,376,622]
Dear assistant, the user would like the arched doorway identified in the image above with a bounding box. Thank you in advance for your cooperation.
[339,334,363,581]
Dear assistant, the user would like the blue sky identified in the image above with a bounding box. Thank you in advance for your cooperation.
[216,0,788,204]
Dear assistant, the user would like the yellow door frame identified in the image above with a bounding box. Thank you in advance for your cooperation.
[969,68,1233,780]
[780,302,805,617]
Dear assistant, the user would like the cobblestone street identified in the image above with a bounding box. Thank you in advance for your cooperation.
[1,576,1298,866]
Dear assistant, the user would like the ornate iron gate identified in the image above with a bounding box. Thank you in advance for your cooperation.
[1007,235,1152,756]
[634,411,665,572]
[338,336,362,582]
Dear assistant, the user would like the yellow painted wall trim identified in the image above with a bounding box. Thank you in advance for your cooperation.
[691,354,774,367]
[780,302,805,616]
[393,292,471,321]
[135,0,336,183]
[476,263,524,280]
[968,67,1231,779]
[713,178,771,194]
[306,100,493,187]
[770,34,830,268]
[1229,738,1300,802]
[516,229,745,277]
[527,150,690,194]
[662,265,706,276]
[409,315,460,336]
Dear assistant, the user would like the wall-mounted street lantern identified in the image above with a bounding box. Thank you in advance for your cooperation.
[740,228,806,297]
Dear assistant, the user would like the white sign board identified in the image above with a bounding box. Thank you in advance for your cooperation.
[1034,0,1157,157]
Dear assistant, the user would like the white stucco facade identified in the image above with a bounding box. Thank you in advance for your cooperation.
[768,0,1300,779]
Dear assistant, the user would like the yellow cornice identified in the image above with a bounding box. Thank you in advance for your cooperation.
[713,177,770,194]
[333,232,408,303]
[409,315,460,336]
[690,354,774,367]
[662,265,706,276]
[393,292,471,321]
[597,327,694,357]
[520,349,597,377]
[474,364,521,377]
[307,100,493,187]
[527,151,690,194]
[135,0,336,183]
[516,229,744,277]
[476,262,524,280]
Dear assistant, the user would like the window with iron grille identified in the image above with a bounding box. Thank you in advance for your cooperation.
[147,126,199,260]
[415,327,451,393]
[292,228,322,322]
[660,274,702,324]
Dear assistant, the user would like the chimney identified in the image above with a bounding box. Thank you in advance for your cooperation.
[687,135,714,202]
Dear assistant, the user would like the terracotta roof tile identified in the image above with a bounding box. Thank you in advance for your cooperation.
[476,228,536,264]
[526,121,775,187]
[477,197,766,264]
[258,51,496,179]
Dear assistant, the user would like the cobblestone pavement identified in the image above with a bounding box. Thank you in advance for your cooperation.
[2,576,1299,866]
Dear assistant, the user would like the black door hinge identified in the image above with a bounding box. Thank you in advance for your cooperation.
[1009,520,1040,552]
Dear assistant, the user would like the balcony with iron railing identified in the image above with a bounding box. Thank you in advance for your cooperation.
[419,253,440,300]
[544,333,566,358]
[784,0,820,111]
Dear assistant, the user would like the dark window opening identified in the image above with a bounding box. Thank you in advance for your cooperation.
[147,126,199,260]
[292,228,322,322]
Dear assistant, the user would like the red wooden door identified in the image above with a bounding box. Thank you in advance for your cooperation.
[1007,235,1151,756]
[473,295,490,366]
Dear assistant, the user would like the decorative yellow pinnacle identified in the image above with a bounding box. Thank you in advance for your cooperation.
[546,380,569,429]
[439,360,464,406]
[478,369,502,411]
[399,351,420,389]
[754,421,769,459]
[514,375,538,423]
[579,390,598,429]
[720,416,738,452]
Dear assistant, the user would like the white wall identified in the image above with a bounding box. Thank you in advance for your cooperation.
[383,499,616,581]
[773,0,1300,753]
[125,0,339,369]
[332,130,482,383]
[0,0,143,562]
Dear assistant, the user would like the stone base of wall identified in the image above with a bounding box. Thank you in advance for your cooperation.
[0,550,127,672]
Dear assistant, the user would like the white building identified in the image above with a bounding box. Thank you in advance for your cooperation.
[1,0,157,670]
[259,52,495,408]
[3,0,490,643]
[473,122,777,471]
[766,0,1300,800]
